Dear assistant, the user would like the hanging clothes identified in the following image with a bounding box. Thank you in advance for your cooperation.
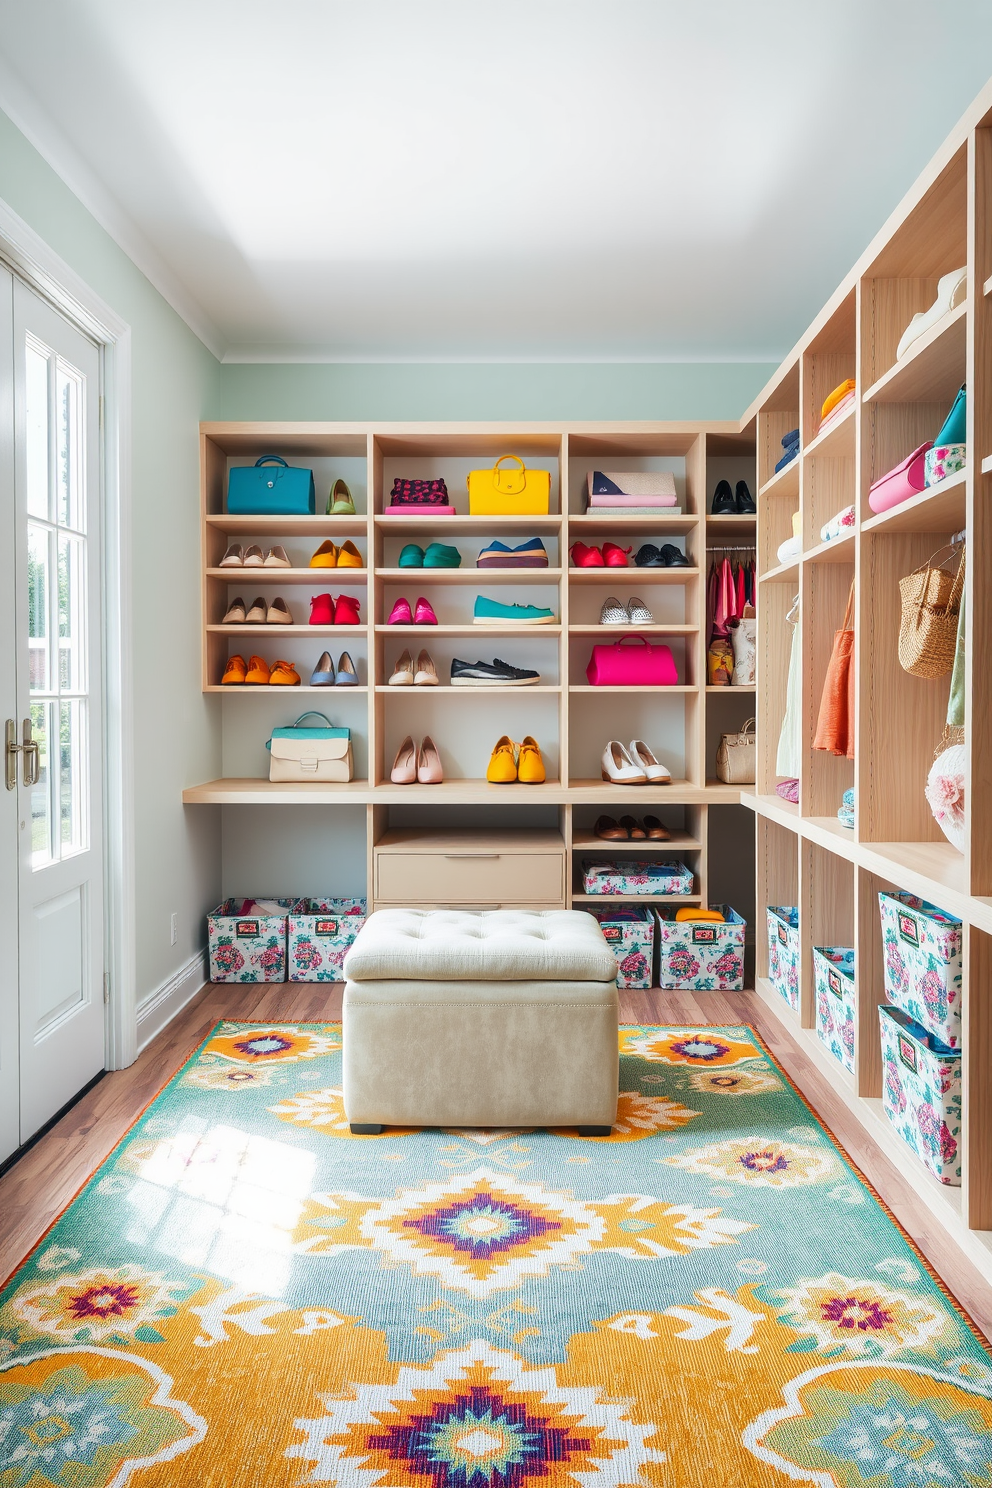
[813,583,855,759]
[776,595,802,779]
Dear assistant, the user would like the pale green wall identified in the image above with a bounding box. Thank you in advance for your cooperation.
[0,107,222,1013]
[212,361,773,423]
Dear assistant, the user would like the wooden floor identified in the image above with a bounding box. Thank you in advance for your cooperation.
[3,983,992,1341]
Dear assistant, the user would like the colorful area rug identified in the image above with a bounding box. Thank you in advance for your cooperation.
[2,1023,992,1486]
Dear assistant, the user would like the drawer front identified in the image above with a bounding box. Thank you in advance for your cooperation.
[375,851,563,904]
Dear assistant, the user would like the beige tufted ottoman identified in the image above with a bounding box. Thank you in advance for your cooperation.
[342,909,619,1134]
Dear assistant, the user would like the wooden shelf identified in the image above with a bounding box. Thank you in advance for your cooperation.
[571,892,703,904]
[758,556,799,584]
[375,685,562,694]
[571,830,703,852]
[207,567,368,584]
[374,514,562,534]
[567,513,697,534]
[568,779,741,802]
[567,567,698,584]
[862,301,968,405]
[376,568,562,585]
[706,684,756,694]
[803,532,855,564]
[568,624,697,636]
[205,514,367,536]
[758,458,799,500]
[861,469,966,534]
[206,685,368,695]
[804,402,855,459]
[207,624,366,635]
[706,514,757,537]
[377,624,562,636]
[568,684,695,694]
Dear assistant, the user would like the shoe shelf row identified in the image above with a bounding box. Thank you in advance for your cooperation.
[192,422,758,801]
[742,85,992,1276]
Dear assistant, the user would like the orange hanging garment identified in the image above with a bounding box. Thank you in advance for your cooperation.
[813,584,855,759]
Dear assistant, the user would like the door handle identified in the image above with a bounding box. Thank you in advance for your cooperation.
[7,719,39,789]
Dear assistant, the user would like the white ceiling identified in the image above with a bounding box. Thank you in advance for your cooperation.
[1,1,991,363]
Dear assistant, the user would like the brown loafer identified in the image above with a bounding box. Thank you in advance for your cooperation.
[594,814,626,840]
[619,815,646,839]
[643,815,671,841]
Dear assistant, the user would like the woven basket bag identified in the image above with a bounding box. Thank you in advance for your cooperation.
[898,544,965,679]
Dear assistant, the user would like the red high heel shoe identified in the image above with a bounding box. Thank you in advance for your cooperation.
[602,542,632,567]
[569,541,604,567]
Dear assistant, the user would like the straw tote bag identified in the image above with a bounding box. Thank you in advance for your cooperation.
[898,544,965,678]
[813,584,855,759]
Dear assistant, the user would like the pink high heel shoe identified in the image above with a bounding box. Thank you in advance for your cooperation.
[417,736,443,783]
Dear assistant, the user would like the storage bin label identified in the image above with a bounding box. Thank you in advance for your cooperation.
[897,912,920,947]
[898,1033,919,1075]
[236,919,260,938]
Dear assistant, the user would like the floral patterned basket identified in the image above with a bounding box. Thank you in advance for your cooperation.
[654,905,746,990]
[879,1003,961,1186]
[813,946,855,1073]
[587,905,653,988]
[288,898,367,982]
[766,906,800,1011]
[208,898,296,983]
[581,859,694,896]
[879,890,962,1047]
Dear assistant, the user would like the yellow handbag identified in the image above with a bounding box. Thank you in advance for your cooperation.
[467,454,551,515]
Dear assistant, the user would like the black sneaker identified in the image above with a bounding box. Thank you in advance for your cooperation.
[660,543,691,567]
[711,479,735,514]
[634,543,666,566]
[735,480,756,513]
[450,658,541,686]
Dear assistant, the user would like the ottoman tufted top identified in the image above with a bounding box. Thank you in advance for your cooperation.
[343,908,617,983]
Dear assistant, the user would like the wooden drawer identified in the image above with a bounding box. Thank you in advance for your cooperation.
[375,850,564,905]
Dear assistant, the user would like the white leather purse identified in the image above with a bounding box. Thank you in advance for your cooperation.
[266,712,353,783]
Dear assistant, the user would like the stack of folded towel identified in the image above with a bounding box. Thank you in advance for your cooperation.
[816,380,856,437]
[838,787,855,829]
[586,470,680,516]
[775,429,800,473]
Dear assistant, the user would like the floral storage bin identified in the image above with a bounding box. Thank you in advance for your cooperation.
[879,1003,961,1186]
[879,891,962,1047]
[208,898,295,983]
[655,905,746,990]
[289,898,367,982]
[813,946,855,1074]
[766,906,800,1011]
[587,906,653,989]
[581,859,694,896]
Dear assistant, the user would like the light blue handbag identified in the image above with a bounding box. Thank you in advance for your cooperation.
[227,455,316,515]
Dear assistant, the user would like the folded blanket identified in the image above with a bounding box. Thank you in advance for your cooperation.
[587,492,677,508]
[820,504,856,543]
[820,379,856,422]
[816,389,856,436]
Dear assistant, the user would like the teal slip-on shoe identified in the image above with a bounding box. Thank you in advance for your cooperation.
[398,543,425,568]
[423,542,462,568]
[934,384,966,446]
[473,595,556,625]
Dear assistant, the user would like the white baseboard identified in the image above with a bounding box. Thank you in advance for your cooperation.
[136,951,208,1053]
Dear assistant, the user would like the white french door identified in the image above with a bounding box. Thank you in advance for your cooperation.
[0,274,106,1162]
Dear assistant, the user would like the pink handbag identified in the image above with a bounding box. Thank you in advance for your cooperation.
[586,634,678,686]
[868,441,932,514]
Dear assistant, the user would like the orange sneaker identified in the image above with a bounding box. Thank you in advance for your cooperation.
[518,735,546,784]
[310,541,338,568]
[269,660,301,685]
[221,654,247,684]
[245,654,271,685]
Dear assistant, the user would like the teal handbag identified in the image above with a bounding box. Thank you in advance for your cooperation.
[227,455,316,515]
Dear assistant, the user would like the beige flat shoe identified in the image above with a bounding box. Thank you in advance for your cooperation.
[389,649,415,685]
[601,740,648,785]
[414,649,439,686]
[391,735,417,784]
[418,735,443,784]
[267,597,293,624]
[263,545,291,568]
[243,544,264,567]
[222,597,247,624]
[245,596,268,624]
[220,543,244,568]
[629,739,671,783]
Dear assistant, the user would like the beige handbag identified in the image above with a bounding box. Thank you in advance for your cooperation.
[716,717,757,784]
[267,712,354,783]
[898,543,965,678]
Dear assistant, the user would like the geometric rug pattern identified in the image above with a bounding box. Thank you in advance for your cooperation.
[2,1022,992,1486]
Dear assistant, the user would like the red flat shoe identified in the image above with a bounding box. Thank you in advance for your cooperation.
[310,592,335,625]
[569,541,604,567]
[334,594,362,625]
[602,542,632,567]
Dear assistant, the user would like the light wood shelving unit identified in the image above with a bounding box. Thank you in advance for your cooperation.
[743,86,992,1277]
[189,421,759,921]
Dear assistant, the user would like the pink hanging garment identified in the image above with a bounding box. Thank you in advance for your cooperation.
[712,557,735,636]
[707,561,719,642]
[735,560,747,619]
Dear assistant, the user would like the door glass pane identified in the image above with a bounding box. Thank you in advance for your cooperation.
[58,534,84,693]
[60,699,85,853]
[28,522,50,693]
[57,361,83,531]
[25,342,50,520]
[30,700,53,868]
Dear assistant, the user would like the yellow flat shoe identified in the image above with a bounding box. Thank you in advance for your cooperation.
[518,735,546,784]
[244,654,271,685]
[336,540,363,568]
[486,735,518,784]
[269,660,301,685]
[221,654,247,684]
[310,540,338,568]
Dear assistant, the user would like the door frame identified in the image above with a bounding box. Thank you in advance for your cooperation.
[0,194,136,1070]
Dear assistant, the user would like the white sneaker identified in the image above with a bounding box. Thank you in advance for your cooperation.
[628,740,671,783]
[600,596,629,625]
[601,740,648,785]
[627,597,654,624]
[896,267,967,361]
